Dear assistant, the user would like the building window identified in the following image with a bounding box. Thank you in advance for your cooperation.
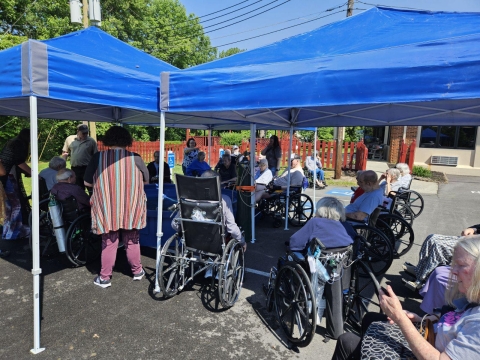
[420,126,477,149]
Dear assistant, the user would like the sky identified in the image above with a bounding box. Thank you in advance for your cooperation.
[179,0,480,51]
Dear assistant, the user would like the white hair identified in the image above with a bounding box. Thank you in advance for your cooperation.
[315,197,346,222]
[396,163,410,175]
[259,158,268,166]
[386,168,401,181]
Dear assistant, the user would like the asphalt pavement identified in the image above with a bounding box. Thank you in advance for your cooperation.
[2,173,480,360]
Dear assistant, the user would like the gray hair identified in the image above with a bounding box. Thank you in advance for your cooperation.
[446,235,480,305]
[315,197,346,222]
[259,158,268,166]
[396,163,410,175]
[201,170,219,178]
[49,156,66,171]
[386,168,401,181]
[198,151,206,158]
[56,168,74,182]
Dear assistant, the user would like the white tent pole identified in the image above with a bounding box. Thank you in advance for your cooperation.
[208,127,212,165]
[284,126,294,230]
[29,96,44,354]
[313,128,317,209]
[154,110,166,293]
[249,123,256,243]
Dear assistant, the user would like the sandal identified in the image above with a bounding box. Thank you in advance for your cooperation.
[402,262,417,277]
[402,278,423,291]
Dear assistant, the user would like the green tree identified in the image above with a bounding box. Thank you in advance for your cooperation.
[0,0,216,69]
[218,47,244,59]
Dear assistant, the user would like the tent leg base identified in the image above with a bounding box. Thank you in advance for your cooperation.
[30,348,45,354]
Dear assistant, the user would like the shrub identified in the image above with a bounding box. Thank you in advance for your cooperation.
[218,132,245,146]
[412,165,432,178]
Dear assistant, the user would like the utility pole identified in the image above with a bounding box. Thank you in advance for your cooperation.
[334,0,354,179]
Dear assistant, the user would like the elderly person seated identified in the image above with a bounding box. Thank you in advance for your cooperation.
[50,168,90,212]
[39,156,66,190]
[217,153,237,185]
[402,223,480,291]
[185,151,211,177]
[288,197,356,253]
[396,162,412,189]
[332,235,480,360]
[345,170,383,222]
[378,167,402,196]
[305,152,326,189]
[261,155,304,200]
[214,149,230,172]
[254,158,273,203]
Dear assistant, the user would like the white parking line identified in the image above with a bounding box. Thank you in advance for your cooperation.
[245,268,270,277]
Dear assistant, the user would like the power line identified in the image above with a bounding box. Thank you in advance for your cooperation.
[356,1,429,11]
[203,0,287,31]
[197,0,252,19]
[200,1,264,24]
[157,0,290,47]
[210,2,348,40]
[205,0,291,33]
[215,9,345,47]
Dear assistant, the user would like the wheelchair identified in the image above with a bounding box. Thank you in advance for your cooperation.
[394,188,424,222]
[264,236,382,347]
[349,208,394,277]
[157,174,245,309]
[28,195,101,267]
[257,182,314,227]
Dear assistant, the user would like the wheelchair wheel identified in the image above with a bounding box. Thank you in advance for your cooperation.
[352,224,393,277]
[274,262,316,347]
[28,199,58,257]
[396,190,424,218]
[158,234,187,298]
[288,194,313,227]
[218,240,245,308]
[393,206,414,226]
[65,214,101,267]
[344,260,381,331]
[377,214,414,257]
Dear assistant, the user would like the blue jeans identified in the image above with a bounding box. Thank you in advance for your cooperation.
[269,167,277,177]
[310,169,325,181]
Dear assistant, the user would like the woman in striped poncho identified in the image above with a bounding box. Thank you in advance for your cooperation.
[84,126,149,288]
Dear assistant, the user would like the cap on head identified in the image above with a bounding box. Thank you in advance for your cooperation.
[77,124,89,134]
[293,154,301,160]
[232,145,239,150]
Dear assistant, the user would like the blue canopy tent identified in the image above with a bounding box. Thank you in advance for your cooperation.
[160,7,480,127]
[0,27,316,354]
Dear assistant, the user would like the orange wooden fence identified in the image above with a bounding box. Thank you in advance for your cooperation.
[98,137,367,171]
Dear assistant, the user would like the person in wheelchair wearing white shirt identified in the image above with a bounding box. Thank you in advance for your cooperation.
[261,155,304,200]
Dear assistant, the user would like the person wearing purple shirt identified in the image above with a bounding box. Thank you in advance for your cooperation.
[50,168,90,212]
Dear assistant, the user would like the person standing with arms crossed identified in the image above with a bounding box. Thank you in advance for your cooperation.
[62,124,97,193]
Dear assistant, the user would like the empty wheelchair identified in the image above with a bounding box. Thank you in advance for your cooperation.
[157,174,245,309]
[264,236,382,347]
[28,195,101,267]
[258,182,314,227]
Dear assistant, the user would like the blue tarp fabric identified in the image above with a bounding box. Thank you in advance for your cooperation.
[0,27,177,121]
[162,7,480,127]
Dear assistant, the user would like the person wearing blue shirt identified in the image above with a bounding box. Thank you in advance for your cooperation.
[345,170,383,222]
[186,151,211,177]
